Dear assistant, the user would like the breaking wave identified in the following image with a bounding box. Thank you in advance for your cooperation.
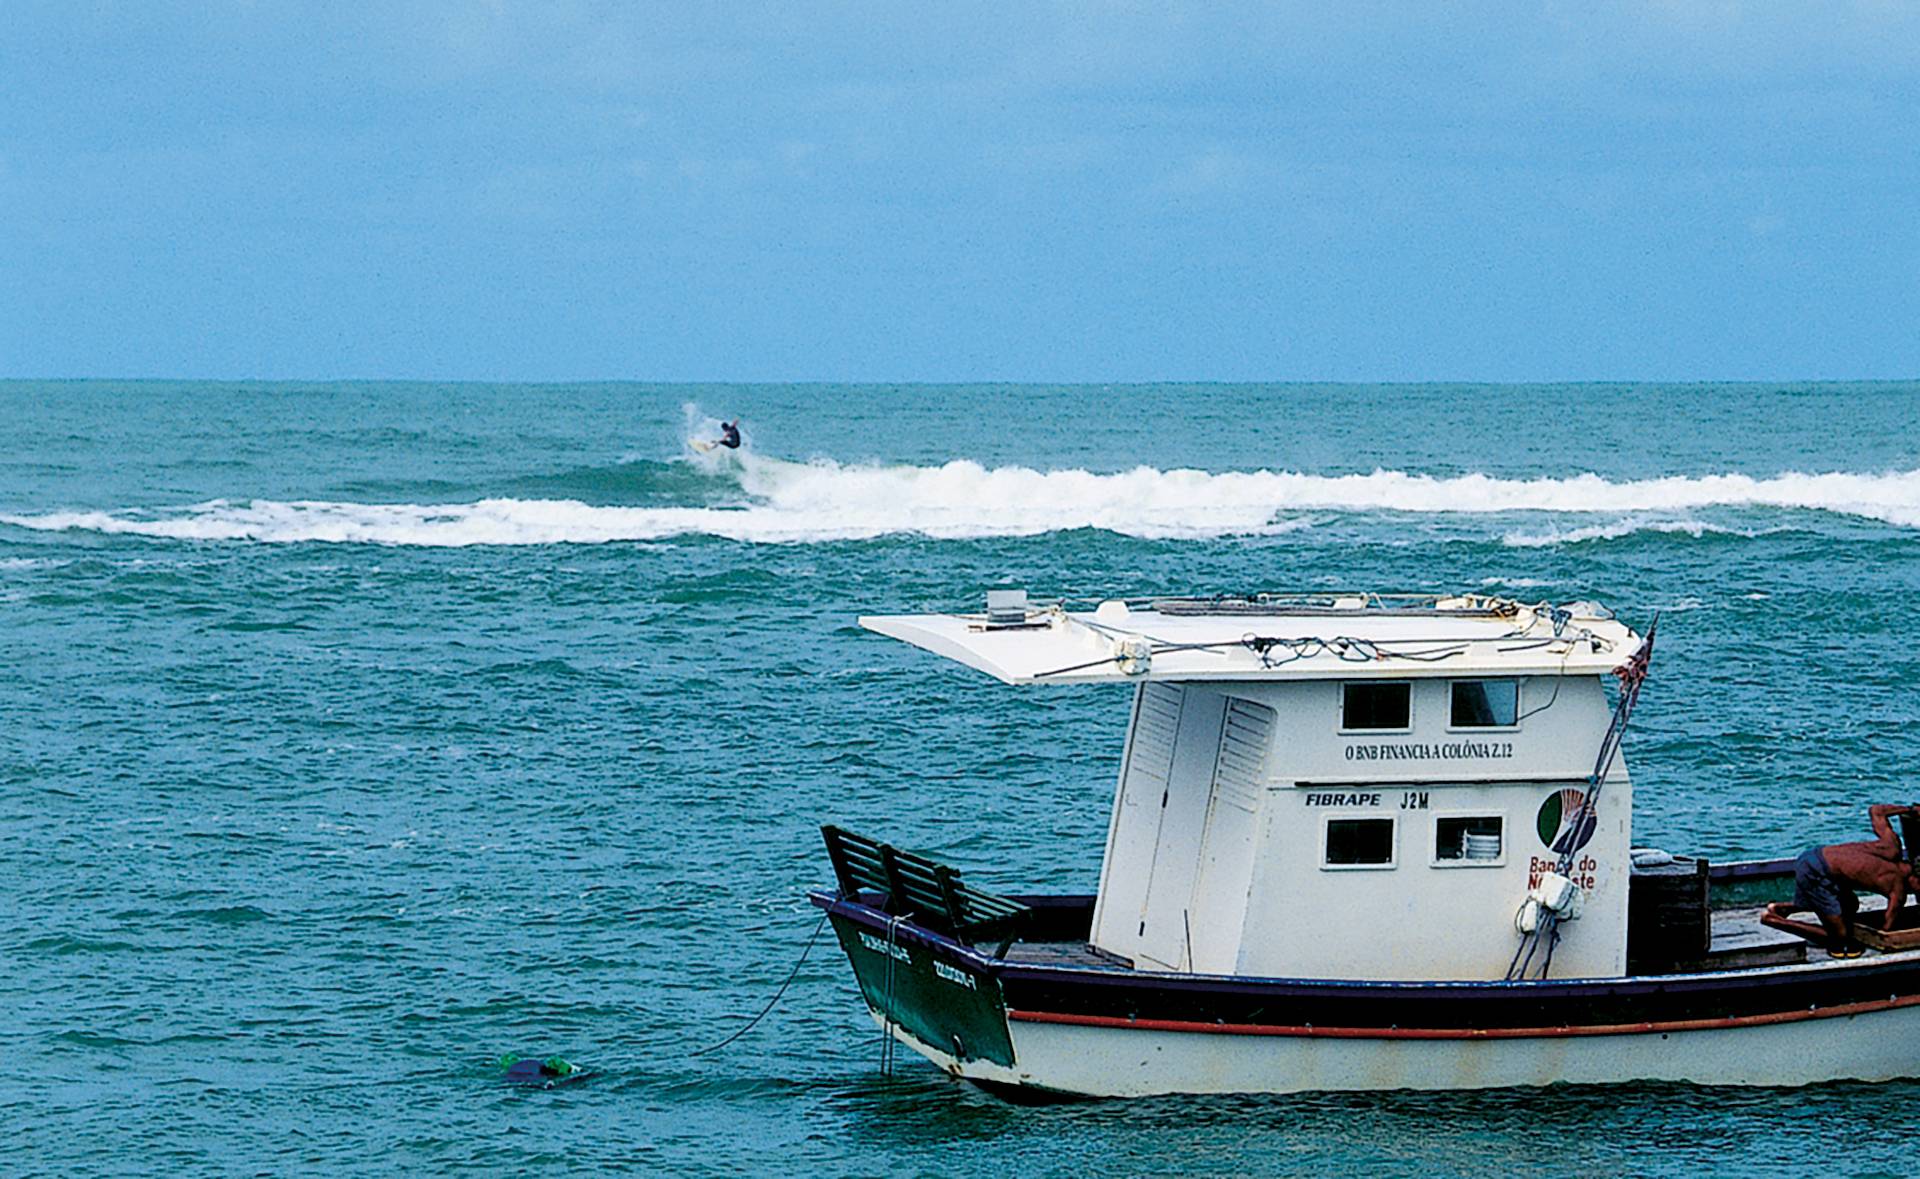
[4,455,1920,546]
[1498,519,1757,548]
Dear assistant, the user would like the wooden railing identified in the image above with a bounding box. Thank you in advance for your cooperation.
[821,824,1030,959]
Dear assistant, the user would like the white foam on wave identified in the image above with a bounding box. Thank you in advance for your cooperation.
[4,456,1920,546]
[1499,518,1737,548]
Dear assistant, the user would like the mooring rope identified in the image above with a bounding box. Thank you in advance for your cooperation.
[687,903,912,1080]
[689,909,831,1057]
[879,913,905,1077]
[1506,615,1659,981]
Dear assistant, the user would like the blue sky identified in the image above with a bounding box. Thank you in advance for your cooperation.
[3,2,1917,381]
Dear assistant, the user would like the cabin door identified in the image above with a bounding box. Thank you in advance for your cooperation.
[1090,683,1185,960]
[1185,697,1276,973]
[1136,689,1229,969]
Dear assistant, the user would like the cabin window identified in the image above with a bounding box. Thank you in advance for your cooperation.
[1323,816,1396,868]
[1450,679,1519,728]
[1434,815,1505,866]
[1341,681,1411,731]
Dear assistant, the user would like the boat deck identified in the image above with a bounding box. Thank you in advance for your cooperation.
[1001,939,1130,970]
[999,905,1892,977]
[1698,906,1809,970]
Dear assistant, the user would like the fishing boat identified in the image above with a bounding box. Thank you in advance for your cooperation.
[809,591,1920,1099]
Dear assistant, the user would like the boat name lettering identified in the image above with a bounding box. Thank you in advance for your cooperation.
[1345,741,1515,762]
[1303,792,1383,807]
[859,932,912,963]
[933,960,977,989]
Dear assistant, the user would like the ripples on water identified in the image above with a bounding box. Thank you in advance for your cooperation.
[2,382,1918,1174]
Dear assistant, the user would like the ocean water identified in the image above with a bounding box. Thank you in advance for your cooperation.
[4,379,1919,1176]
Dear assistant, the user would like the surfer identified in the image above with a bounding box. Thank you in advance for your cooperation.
[1762,802,1920,956]
[691,419,743,454]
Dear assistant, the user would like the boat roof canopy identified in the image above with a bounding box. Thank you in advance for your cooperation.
[860,593,1643,686]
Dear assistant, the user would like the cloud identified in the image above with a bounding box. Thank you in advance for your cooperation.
[1156,146,1271,198]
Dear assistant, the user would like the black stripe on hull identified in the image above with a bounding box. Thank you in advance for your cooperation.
[812,890,1920,1035]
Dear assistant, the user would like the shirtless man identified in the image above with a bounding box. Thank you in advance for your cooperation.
[1762,803,1920,957]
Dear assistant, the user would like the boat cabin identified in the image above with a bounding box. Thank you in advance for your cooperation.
[861,593,1642,982]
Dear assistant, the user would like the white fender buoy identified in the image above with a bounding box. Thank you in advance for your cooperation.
[1114,636,1152,675]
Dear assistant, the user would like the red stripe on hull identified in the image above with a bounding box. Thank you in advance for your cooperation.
[1007,992,1920,1040]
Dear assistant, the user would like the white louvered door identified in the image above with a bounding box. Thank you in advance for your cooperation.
[1090,683,1184,960]
[1211,698,1273,814]
[1136,689,1229,969]
[1187,697,1276,972]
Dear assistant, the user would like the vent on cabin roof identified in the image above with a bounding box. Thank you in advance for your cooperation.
[985,588,1029,627]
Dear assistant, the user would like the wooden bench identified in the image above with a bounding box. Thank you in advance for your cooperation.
[821,825,1031,959]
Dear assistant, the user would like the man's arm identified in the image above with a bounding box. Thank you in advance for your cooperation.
[1886,872,1909,931]
[1868,804,1912,856]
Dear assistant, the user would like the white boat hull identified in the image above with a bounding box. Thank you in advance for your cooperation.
[878,1000,1920,1097]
